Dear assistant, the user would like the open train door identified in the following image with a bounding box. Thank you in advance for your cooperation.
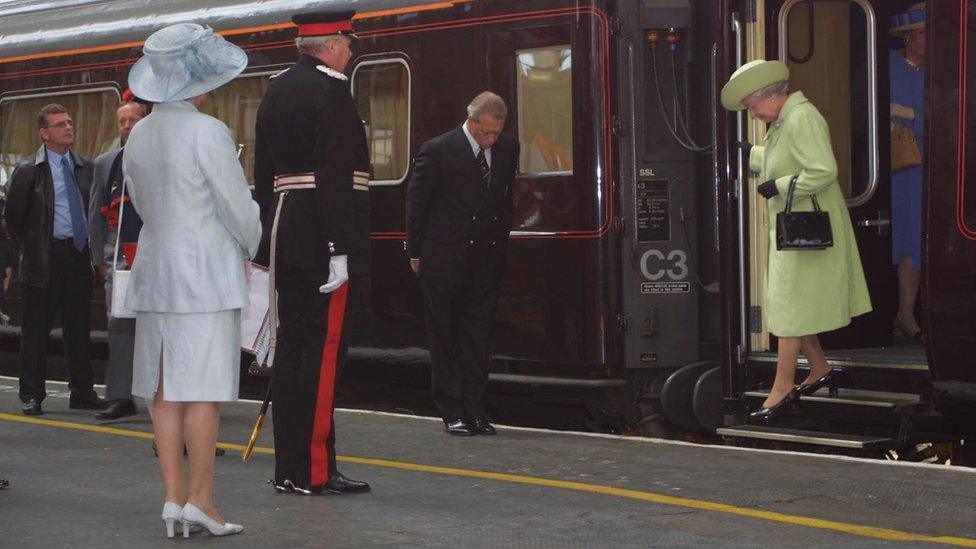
[724,1,913,374]
[771,0,898,351]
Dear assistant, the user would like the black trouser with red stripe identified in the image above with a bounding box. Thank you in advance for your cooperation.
[271,262,349,488]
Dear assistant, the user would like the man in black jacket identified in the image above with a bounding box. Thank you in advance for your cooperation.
[5,103,106,416]
[406,92,520,436]
[254,10,370,495]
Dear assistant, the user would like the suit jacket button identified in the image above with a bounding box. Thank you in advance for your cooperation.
[469,239,475,246]
[472,216,477,221]
[490,240,496,246]
[492,216,498,221]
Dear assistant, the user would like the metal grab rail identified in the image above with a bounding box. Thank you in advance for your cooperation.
[777,0,879,208]
[732,12,749,364]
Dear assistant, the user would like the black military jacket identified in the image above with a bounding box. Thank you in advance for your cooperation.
[254,54,370,279]
[405,126,519,287]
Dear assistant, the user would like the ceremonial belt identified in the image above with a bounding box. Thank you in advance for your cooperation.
[266,172,315,367]
[274,173,315,192]
[266,170,371,367]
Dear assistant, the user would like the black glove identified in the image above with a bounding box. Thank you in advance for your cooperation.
[757,180,779,199]
[733,140,753,158]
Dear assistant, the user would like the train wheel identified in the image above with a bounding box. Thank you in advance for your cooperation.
[692,366,723,434]
[660,361,719,433]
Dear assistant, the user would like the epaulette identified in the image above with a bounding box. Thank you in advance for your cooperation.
[315,65,348,82]
[269,67,290,80]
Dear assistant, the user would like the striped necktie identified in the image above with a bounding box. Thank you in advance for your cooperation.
[476,147,490,186]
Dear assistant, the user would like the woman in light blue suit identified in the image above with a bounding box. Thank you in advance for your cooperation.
[124,24,261,538]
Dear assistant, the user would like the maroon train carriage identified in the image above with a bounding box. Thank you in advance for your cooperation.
[0,0,974,463]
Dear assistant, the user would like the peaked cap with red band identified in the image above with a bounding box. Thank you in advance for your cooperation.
[292,10,358,40]
[121,88,152,106]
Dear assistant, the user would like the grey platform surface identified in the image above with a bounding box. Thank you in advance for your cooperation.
[2,377,976,548]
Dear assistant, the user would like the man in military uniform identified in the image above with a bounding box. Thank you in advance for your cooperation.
[254,9,370,495]
[406,92,520,436]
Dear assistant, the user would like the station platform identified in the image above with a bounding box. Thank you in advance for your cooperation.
[2,375,976,548]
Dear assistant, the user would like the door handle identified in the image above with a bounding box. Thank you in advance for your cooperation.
[856,210,890,235]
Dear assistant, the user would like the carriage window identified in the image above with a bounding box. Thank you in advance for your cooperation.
[352,59,410,184]
[199,73,271,187]
[516,45,573,174]
[0,88,119,188]
[779,0,878,206]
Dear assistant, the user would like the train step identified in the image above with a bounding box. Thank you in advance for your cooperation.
[715,425,897,450]
[742,388,929,411]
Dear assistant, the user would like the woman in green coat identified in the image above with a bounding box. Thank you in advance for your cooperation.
[721,60,872,420]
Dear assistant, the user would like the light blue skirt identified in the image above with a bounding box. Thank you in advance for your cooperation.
[132,309,240,402]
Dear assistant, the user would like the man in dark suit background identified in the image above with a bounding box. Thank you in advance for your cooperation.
[406,91,519,436]
[5,104,106,416]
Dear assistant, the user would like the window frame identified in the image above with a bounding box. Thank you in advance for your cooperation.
[201,68,281,188]
[514,43,574,177]
[777,0,879,208]
[0,83,121,105]
[350,55,412,187]
[0,83,122,180]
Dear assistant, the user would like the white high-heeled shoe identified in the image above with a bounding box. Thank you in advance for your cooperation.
[161,502,183,538]
[162,502,204,538]
[179,502,243,538]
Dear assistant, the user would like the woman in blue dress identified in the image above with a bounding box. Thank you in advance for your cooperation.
[889,3,925,338]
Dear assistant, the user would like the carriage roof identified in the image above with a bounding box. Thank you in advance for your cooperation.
[0,0,463,60]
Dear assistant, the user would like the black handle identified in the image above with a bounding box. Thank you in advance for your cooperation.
[785,175,822,213]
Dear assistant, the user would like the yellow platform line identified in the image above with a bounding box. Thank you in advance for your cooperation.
[2,412,974,547]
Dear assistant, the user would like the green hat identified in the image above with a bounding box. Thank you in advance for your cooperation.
[720,59,790,111]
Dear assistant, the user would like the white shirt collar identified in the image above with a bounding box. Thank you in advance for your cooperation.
[461,120,490,165]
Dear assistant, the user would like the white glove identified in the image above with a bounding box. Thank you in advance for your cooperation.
[319,255,349,294]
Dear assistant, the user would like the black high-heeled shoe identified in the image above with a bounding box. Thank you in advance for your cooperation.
[748,389,799,421]
[796,370,835,396]
[893,318,922,339]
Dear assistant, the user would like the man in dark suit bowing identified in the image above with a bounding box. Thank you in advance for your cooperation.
[406,91,519,436]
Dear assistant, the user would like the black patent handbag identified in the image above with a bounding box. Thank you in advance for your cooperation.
[775,176,833,250]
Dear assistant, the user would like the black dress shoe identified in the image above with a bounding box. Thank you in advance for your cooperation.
[21,399,42,416]
[795,370,835,396]
[471,418,496,435]
[69,392,108,410]
[748,390,799,421]
[0,478,8,489]
[95,399,138,420]
[444,418,475,436]
[320,472,370,494]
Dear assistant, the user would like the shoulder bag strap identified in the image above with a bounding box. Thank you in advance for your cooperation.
[111,179,125,272]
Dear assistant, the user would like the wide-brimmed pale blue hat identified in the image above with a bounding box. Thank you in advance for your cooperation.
[128,23,247,103]
[890,2,925,36]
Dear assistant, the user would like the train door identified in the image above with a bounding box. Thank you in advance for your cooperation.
[776,0,895,350]
[740,0,922,362]
[717,0,941,451]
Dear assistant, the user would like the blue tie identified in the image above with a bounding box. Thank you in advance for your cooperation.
[61,156,87,252]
